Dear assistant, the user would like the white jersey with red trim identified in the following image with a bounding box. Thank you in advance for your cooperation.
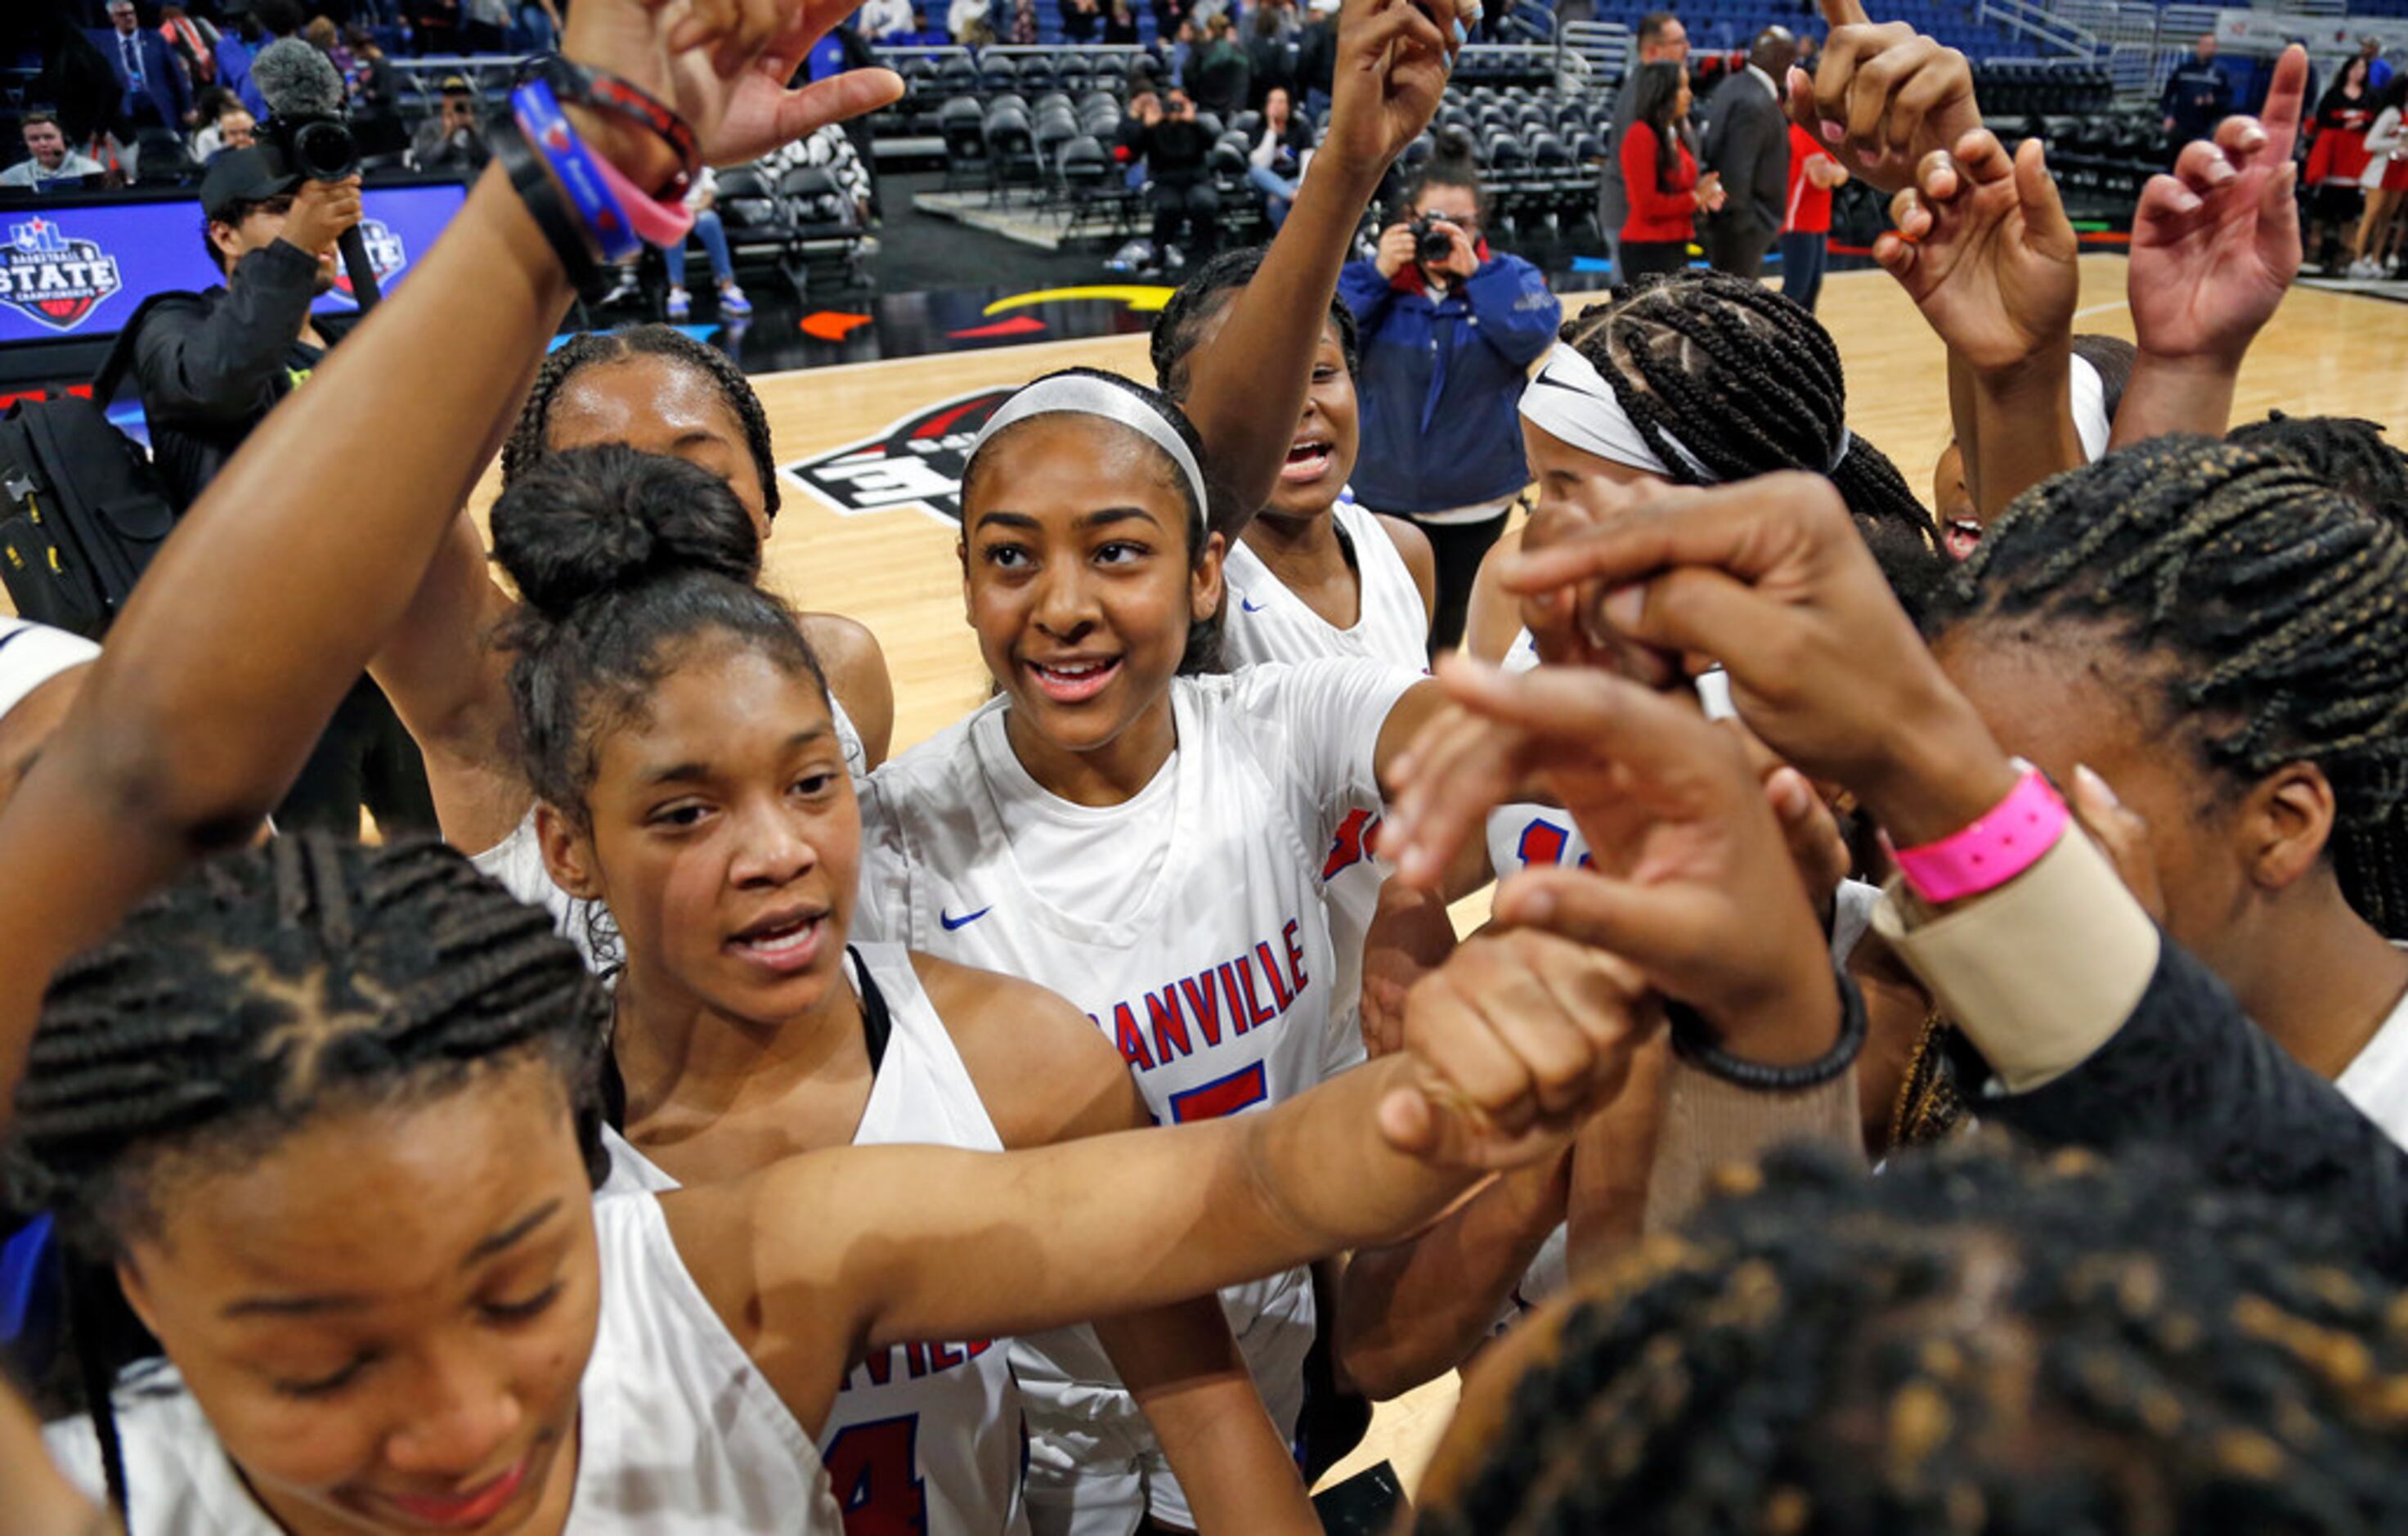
[1485,629,1594,883]
[851,661,1419,1519]
[598,945,1030,1536]
[1219,495,1431,1078]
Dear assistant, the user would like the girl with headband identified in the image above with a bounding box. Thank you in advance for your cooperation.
[467,441,1322,1532]
[850,9,1467,1528]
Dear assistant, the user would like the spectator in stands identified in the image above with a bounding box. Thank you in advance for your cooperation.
[1245,84,1316,228]
[1191,12,1252,119]
[1129,88,1220,269]
[99,0,196,168]
[1780,115,1846,310]
[126,146,438,842]
[232,1,303,122]
[1339,159,1560,653]
[1598,11,1688,281]
[2309,53,2377,272]
[1700,25,1794,281]
[2365,35,2392,94]
[1246,5,1295,110]
[858,0,917,36]
[460,0,513,52]
[948,0,996,46]
[159,2,217,88]
[2352,75,2408,277]
[1003,0,1041,47]
[189,91,254,161]
[302,16,354,78]
[408,77,491,175]
[1104,0,1140,43]
[660,167,756,322]
[344,25,406,155]
[1617,62,1717,282]
[514,0,565,51]
[2160,34,2231,149]
[1063,0,1100,42]
[1794,31,1816,74]
[1,111,105,188]
[409,0,464,55]
[1297,0,1339,117]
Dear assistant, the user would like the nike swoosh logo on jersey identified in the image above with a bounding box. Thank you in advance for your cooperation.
[940,905,993,930]
[1240,597,1266,613]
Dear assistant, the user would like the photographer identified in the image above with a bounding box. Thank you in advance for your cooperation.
[407,77,491,174]
[123,146,435,842]
[1338,159,1559,652]
[1128,88,1220,267]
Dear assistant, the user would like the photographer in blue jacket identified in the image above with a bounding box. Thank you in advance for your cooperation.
[1338,155,1559,653]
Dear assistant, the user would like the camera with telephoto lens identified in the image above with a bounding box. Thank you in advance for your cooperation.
[262,106,360,182]
[1410,216,1458,266]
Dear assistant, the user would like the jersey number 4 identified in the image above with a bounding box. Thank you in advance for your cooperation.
[823,1414,928,1535]
[1168,1061,1269,1122]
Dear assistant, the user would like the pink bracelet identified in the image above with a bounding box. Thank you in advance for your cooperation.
[1889,766,2069,905]
[591,151,696,249]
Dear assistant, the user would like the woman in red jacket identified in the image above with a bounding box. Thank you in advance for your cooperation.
[1617,61,1721,282]
[2309,53,2378,271]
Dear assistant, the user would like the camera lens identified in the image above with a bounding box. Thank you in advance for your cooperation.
[293,118,359,181]
[1415,221,1454,264]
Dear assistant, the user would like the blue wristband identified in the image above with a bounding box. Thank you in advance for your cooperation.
[510,77,640,265]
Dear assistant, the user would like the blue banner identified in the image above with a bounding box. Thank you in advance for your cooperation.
[0,182,469,348]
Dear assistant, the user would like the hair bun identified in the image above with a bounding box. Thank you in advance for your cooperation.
[491,443,761,620]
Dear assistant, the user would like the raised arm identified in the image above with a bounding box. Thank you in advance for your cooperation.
[700,927,1649,1382]
[1181,0,1458,543]
[0,0,904,1116]
[2113,45,2307,447]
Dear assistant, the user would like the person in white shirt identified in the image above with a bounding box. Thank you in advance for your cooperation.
[1,113,105,187]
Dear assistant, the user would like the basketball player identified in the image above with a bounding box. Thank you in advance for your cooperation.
[475,441,1325,1531]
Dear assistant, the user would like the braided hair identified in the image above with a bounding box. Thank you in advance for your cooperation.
[493,444,827,833]
[1150,245,1361,400]
[1419,1137,2408,1534]
[1925,435,2408,936]
[500,326,783,519]
[7,833,609,1516]
[1559,271,1947,612]
[2227,411,2408,530]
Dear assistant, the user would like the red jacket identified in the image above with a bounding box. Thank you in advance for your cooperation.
[1619,119,1697,243]
[1784,122,1838,235]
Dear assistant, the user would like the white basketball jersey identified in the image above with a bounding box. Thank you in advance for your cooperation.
[46,1196,843,1534]
[853,661,1418,1474]
[1219,497,1430,672]
[597,946,1031,1536]
[1220,497,1431,1080]
[473,693,868,971]
[1485,630,1594,884]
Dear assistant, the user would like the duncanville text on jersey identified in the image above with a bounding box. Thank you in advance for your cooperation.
[1092,918,1312,1078]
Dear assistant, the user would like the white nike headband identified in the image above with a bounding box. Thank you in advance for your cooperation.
[1518,340,1854,480]
[2069,352,2112,464]
[0,618,100,727]
[967,373,1212,518]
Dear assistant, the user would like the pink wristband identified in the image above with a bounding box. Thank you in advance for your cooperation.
[591,152,696,249]
[1889,767,2069,905]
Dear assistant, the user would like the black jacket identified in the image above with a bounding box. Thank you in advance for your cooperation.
[1984,937,2408,1282]
[129,239,356,513]
[2159,56,2232,141]
[1701,67,1789,240]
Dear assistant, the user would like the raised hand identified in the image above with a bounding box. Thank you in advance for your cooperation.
[2127,43,2306,367]
[1878,129,2078,373]
[1324,0,1465,171]
[563,0,903,173]
[1788,0,1980,194]
[1376,926,1659,1170]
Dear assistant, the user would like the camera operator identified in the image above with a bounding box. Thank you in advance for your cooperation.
[1337,157,1559,653]
[407,77,491,174]
[122,146,436,842]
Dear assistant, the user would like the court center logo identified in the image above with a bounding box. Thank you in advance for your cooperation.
[0,218,123,334]
[784,388,1015,526]
[331,218,406,302]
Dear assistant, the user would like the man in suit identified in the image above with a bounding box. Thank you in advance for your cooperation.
[96,0,194,168]
[1700,25,1795,281]
[1597,10,1688,280]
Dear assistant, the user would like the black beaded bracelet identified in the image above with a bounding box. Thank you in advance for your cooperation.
[489,113,613,304]
[1665,967,1868,1091]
